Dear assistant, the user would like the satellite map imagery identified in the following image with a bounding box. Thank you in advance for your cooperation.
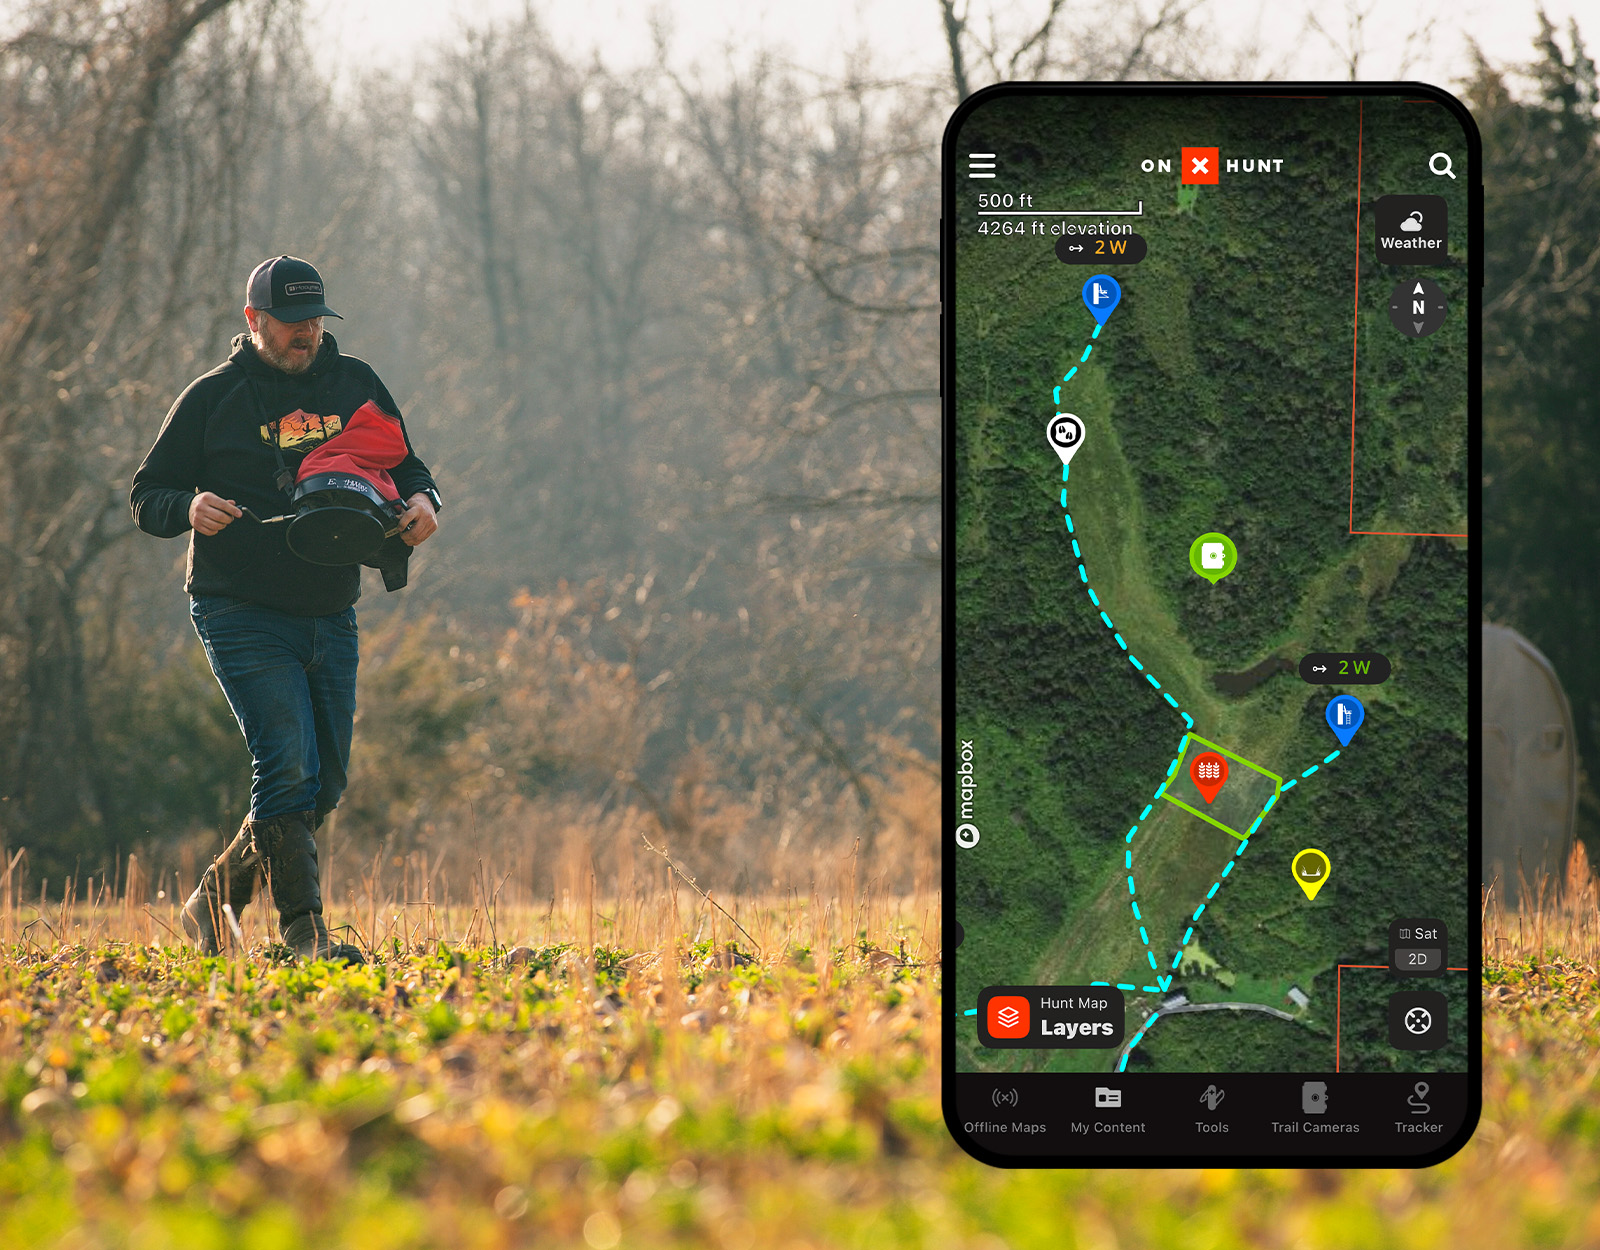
[951,92,1472,1081]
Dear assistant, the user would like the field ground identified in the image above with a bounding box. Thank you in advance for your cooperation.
[7,869,1600,1248]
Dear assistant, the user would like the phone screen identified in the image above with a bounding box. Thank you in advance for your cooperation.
[942,84,1480,1166]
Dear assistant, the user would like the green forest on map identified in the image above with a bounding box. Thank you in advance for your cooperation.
[953,94,1470,1076]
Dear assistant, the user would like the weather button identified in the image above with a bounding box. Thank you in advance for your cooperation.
[1374,194,1447,264]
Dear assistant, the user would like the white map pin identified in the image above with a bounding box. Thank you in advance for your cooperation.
[1046,412,1085,466]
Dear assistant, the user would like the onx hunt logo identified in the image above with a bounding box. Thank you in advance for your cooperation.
[1140,148,1285,179]
[1181,147,1219,184]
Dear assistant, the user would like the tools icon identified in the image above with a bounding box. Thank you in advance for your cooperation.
[1198,1084,1226,1111]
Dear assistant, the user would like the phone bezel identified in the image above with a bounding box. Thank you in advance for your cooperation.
[939,80,1484,1169]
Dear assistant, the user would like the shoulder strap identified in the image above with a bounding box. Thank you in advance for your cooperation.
[242,373,297,495]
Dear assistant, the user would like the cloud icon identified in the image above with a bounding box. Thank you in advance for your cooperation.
[1400,211,1423,232]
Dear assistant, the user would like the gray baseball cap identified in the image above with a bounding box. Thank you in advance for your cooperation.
[246,255,342,322]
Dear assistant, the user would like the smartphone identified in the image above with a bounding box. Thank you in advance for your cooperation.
[943,83,1480,1166]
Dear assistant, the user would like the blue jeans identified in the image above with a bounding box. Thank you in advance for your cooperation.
[190,595,359,822]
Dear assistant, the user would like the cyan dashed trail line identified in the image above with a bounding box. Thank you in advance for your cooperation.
[960,317,1353,1076]
[1109,745,1343,1073]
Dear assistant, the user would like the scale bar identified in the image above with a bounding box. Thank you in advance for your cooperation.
[979,200,1143,217]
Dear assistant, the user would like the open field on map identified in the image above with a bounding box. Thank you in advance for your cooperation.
[1163,734,1281,838]
[1029,801,1240,996]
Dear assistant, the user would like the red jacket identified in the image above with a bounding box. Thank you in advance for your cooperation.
[295,399,409,500]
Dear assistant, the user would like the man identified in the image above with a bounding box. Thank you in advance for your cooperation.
[130,256,442,964]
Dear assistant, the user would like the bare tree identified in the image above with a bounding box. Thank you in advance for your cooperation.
[0,0,295,866]
[937,0,1214,98]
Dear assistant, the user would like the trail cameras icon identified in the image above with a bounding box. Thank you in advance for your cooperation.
[1302,1081,1329,1114]
[1201,542,1226,569]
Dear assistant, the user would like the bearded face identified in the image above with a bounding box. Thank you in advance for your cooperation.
[249,309,324,374]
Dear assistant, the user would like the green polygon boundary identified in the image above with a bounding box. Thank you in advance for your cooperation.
[1161,732,1283,841]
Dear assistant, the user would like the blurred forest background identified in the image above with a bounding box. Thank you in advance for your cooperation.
[0,0,1591,898]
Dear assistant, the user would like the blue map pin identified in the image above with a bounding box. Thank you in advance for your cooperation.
[1325,695,1365,747]
[1082,274,1122,325]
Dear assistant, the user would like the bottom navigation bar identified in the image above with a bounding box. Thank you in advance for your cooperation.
[954,1072,1471,1158]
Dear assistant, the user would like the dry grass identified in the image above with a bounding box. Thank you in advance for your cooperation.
[1483,840,1600,966]
[13,847,1600,1247]
[0,843,946,1249]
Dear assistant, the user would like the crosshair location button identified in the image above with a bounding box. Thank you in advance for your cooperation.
[1388,989,1448,1051]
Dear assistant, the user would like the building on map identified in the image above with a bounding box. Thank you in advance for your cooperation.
[1286,986,1310,1010]
[1160,992,1188,1010]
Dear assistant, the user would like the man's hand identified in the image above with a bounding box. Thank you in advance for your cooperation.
[190,491,243,535]
[397,493,438,546]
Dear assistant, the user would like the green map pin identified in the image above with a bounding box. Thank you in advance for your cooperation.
[1189,532,1238,584]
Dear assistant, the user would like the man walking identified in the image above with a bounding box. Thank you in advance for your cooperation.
[131,256,442,963]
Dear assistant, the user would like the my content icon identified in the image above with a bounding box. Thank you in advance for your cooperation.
[1095,1087,1122,1108]
[1400,211,1424,232]
[1302,1081,1329,1114]
[1199,1084,1225,1111]
[1408,1081,1431,1115]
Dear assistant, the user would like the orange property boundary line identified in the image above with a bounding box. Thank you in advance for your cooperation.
[1335,963,1470,1072]
[1346,99,1469,541]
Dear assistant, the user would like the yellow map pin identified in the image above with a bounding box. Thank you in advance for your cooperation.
[1292,848,1332,901]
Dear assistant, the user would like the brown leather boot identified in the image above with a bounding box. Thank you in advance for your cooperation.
[259,809,365,965]
[180,821,264,954]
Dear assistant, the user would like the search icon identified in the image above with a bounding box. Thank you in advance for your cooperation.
[1429,152,1455,179]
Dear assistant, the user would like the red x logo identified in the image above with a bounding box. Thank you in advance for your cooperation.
[1182,147,1219,185]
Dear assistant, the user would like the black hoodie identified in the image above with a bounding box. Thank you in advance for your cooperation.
[130,332,438,616]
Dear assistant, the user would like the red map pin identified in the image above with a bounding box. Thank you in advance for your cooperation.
[1190,751,1229,804]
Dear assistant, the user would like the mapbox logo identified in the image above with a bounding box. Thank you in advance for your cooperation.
[1182,147,1219,184]
[987,995,1030,1039]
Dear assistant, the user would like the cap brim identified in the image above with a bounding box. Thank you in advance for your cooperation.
[264,305,342,322]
